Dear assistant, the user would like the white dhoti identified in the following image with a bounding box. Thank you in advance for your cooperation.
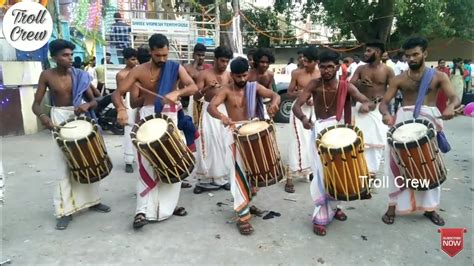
[194,102,230,188]
[135,105,183,221]
[224,123,252,221]
[310,116,342,225]
[288,101,315,179]
[124,92,137,165]
[353,102,388,175]
[386,105,443,214]
[51,107,101,218]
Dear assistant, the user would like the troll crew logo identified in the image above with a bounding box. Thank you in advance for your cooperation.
[2,1,53,51]
[438,228,467,257]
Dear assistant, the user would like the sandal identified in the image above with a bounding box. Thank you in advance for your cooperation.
[313,224,326,236]
[249,205,265,217]
[193,186,205,194]
[382,212,395,225]
[133,213,148,229]
[236,220,254,235]
[220,183,231,190]
[181,182,192,188]
[334,208,347,221]
[56,215,72,230]
[173,207,188,216]
[284,182,295,193]
[89,203,111,213]
[424,211,445,226]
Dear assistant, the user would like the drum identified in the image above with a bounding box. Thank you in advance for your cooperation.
[316,124,370,201]
[131,114,195,184]
[387,119,447,190]
[53,116,112,184]
[234,120,284,187]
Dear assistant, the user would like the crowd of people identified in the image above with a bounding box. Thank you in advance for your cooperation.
[32,34,463,239]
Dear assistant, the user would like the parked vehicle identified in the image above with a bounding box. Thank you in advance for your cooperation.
[273,74,293,123]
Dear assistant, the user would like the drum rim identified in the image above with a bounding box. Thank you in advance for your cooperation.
[316,124,363,154]
[387,119,435,149]
[52,116,98,144]
[327,187,371,201]
[130,113,173,145]
[234,120,274,141]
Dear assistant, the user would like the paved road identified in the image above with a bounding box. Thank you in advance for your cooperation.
[1,117,472,265]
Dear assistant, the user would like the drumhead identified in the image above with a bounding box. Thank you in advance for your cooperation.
[238,121,269,135]
[59,120,93,140]
[320,127,357,148]
[136,118,168,143]
[392,123,428,142]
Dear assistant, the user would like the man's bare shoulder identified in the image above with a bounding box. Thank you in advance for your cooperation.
[292,68,304,76]
[308,77,321,89]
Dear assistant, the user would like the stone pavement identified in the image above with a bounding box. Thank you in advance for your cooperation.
[0,117,472,265]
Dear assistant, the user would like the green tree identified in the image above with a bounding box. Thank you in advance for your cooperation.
[299,0,473,46]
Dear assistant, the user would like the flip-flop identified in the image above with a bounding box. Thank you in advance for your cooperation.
[249,205,265,217]
[173,207,188,216]
[181,182,192,188]
[284,183,295,193]
[424,211,445,226]
[56,215,72,230]
[133,213,148,229]
[334,208,347,221]
[89,203,111,213]
[382,212,395,225]
[313,224,326,236]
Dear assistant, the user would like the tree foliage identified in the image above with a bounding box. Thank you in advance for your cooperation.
[295,0,472,46]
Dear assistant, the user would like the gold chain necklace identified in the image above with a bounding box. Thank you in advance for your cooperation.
[322,80,337,113]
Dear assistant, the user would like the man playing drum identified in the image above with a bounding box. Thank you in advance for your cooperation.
[116,48,139,173]
[193,46,234,194]
[293,51,374,236]
[208,57,280,235]
[112,34,198,229]
[32,39,111,230]
[379,37,460,226]
[351,41,395,181]
[285,46,320,193]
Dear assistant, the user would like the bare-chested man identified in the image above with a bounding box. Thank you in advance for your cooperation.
[297,49,305,69]
[116,48,138,173]
[293,51,374,236]
[285,46,321,193]
[184,43,213,129]
[111,34,198,229]
[193,46,234,194]
[246,48,255,70]
[208,57,280,235]
[248,48,275,90]
[351,41,395,180]
[379,37,460,227]
[183,43,212,80]
[32,39,111,230]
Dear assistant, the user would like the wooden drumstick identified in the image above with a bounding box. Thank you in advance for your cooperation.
[135,83,177,104]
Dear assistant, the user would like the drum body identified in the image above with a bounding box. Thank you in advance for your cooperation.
[234,120,284,187]
[53,117,112,184]
[387,119,446,190]
[316,124,370,201]
[131,114,195,184]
